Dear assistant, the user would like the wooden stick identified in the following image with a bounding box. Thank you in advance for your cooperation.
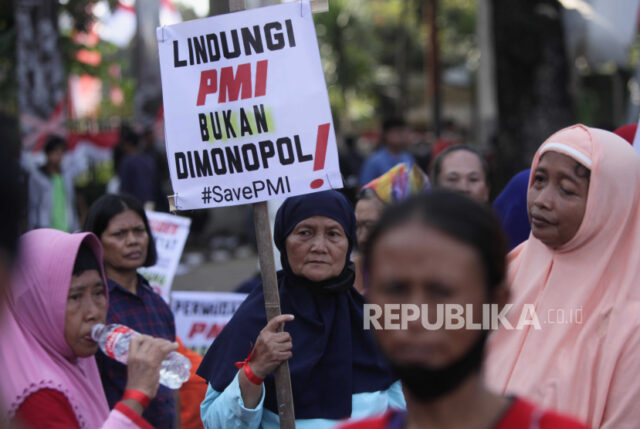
[253,201,296,428]
[214,2,297,426]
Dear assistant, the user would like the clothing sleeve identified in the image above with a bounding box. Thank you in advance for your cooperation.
[106,402,154,429]
[15,390,152,429]
[60,152,80,179]
[200,372,265,429]
[15,389,81,428]
[386,380,406,410]
[600,328,640,429]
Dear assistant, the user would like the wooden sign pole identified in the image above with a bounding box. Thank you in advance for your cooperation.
[252,201,296,429]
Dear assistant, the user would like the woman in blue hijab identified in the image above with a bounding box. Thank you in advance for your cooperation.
[198,190,403,429]
[493,170,531,250]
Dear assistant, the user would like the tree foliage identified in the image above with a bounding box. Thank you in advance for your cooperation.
[0,0,133,116]
[1,0,478,129]
[314,0,476,133]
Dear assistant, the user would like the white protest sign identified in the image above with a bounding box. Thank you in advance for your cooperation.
[171,291,248,354]
[138,211,191,302]
[156,0,342,210]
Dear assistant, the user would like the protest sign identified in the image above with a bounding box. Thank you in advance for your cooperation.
[171,291,247,354]
[138,211,191,302]
[157,0,342,210]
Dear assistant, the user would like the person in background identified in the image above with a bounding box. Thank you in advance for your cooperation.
[359,118,415,186]
[83,193,179,429]
[485,125,640,428]
[27,135,78,231]
[419,119,463,171]
[117,128,158,209]
[355,189,385,254]
[354,163,430,293]
[0,229,177,429]
[339,135,365,204]
[339,190,587,429]
[198,190,403,429]
[139,128,170,212]
[493,169,531,250]
[430,145,490,203]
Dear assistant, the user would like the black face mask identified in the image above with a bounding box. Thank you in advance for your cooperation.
[388,331,487,402]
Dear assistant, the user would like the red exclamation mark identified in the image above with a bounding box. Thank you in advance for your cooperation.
[310,123,331,189]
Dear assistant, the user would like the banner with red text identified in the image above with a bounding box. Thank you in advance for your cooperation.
[171,291,248,353]
[138,211,191,302]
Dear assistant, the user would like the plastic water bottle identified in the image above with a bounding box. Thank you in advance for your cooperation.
[92,323,191,389]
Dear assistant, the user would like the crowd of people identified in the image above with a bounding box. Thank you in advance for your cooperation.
[1,119,640,429]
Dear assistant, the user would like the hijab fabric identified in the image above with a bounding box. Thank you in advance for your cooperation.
[198,190,394,420]
[493,169,531,250]
[485,125,640,428]
[362,163,430,204]
[0,229,110,428]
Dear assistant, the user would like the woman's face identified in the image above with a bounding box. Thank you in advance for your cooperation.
[64,269,107,357]
[528,151,589,249]
[368,222,491,369]
[355,197,385,250]
[100,210,149,271]
[438,150,489,203]
[285,215,349,282]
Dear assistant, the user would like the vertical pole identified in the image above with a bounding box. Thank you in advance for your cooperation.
[253,201,296,428]
[476,0,498,150]
[224,5,294,429]
[425,0,441,137]
[135,0,162,128]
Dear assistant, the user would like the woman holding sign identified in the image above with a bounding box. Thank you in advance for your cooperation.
[197,190,404,429]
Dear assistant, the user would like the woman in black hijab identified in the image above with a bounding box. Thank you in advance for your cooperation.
[197,190,403,428]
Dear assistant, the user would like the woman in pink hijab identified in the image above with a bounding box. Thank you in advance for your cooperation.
[0,229,177,428]
[485,124,640,428]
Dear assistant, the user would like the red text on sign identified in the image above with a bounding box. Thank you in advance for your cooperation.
[188,322,227,339]
[196,60,268,106]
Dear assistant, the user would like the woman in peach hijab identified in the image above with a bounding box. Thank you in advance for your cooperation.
[485,124,640,428]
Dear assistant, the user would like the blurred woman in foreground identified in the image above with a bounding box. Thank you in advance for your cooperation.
[340,191,586,428]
